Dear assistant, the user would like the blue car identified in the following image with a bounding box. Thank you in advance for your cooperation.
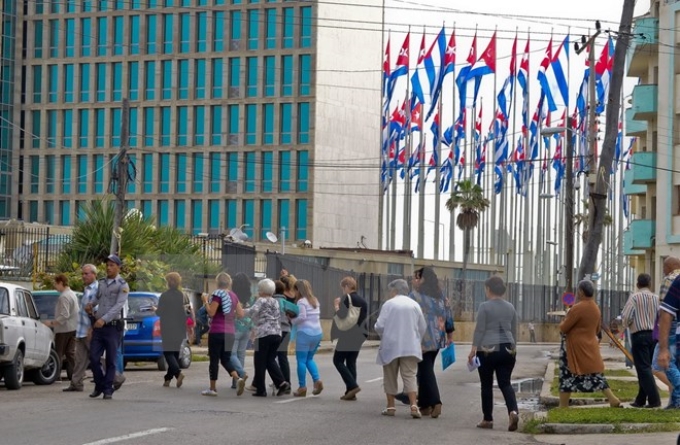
[123,292,192,371]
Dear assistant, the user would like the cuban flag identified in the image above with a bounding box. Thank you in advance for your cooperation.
[473,104,484,185]
[509,137,526,195]
[497,34,517,118]
[426,113,441,178]
[410,32,428,107]
[455,32,477,122]
[550,35,570,109]
[466,32,497,107]
[387,33,409,103]
[518,36,530,133]
[612,120,623,173]
[492,109,509,194]
[595,36,615,114]
[428,29,456,122]
[536,37,556,112]
[382,37,390,104]
[424,26,447,120]
[440,149,454,193]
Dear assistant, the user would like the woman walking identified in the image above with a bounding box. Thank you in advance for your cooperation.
[201,272,246,397]
[155,272,189,388]
[558,280,621,408]
[290,279,323,397]
[274,280,294,391]
[244,278,290,397]
[468,276,519,431]
[409,267,453,418]
[230,272,253,389]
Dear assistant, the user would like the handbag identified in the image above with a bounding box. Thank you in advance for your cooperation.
[333,294,360,331]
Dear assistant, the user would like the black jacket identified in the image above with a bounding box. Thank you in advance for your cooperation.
[331,292,368,352]
[155,288,187,351]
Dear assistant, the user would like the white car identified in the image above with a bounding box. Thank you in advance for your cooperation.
[0,282,60,389]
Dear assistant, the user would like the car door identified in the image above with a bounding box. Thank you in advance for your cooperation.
[24,291,51,365]
[13,288,36,366]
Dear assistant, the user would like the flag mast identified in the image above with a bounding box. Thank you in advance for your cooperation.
[448,24,457,262]
[416,27,427,260]
[433,23,445,260]
[402,27,412,252]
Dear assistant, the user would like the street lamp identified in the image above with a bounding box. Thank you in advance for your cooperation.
[541,118,575,294]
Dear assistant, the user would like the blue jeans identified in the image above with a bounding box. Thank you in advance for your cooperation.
[295,331,322,388]
[653,335,680,406]
[233,329,250,372]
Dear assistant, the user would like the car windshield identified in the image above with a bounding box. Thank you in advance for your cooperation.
[32,293,59,319]
[128,295,158,316]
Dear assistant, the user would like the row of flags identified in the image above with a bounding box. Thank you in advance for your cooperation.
[380,28,632,205]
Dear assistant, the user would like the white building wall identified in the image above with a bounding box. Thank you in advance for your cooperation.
[312,0,382,248]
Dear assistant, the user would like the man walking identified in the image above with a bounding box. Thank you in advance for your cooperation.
[622,273,661,408]
[85,255,129,400]
[331,276,368,401]
[63,264,99,392]
[46,274,79,383]
[653,257,680,408]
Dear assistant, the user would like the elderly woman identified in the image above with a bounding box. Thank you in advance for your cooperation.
[468,276,519,431]
[558,279,621,408]
[244,278,290,397]
[155,272,188,388]
[375,279,427,418]
[201,272,246,397]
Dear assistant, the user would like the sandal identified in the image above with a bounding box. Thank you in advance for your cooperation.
[381,407,396,416]
[410,405,422,419]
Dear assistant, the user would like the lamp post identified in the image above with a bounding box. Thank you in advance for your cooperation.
[541,117,575,295]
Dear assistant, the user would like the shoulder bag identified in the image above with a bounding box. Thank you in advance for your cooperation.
[333,294,360,331]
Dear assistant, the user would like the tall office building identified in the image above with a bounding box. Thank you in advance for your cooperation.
[8,0,382,248]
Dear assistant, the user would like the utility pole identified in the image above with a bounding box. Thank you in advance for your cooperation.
[578,0,635,280]
[110,98,130,256]
[564,117,575,294]
[575,24,601,186]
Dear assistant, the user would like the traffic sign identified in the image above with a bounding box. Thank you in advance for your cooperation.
[562,292,575,306]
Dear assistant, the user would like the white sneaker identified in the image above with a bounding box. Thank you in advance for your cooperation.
[236,377,246,396]
[201,389,217,397]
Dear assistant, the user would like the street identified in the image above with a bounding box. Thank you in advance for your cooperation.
[1,344,554,445]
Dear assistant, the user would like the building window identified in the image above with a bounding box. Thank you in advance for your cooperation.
[208,200,220,231]
[44,201,54,225]
[143,107,154,147]
[64,65,74,103]
[129,108,138,146]
[162,60,172,100]
[80,18,91,56]
[61,155,72,194]
[262,151,273,192]
[65,19,75,57]
[146,15,157,54]
[279,151,290,192]
[97,17,107,56]
[76,201,86,221]
[282,55,293,96]
[127,154,136,193]
[242,200,254,238]
[297,150,309,192]
[49,19,59,57]
[248,10,259,50]
[193,153,204,193]
[59,201,70,226]
[34,20,43,58]
[163,14,173,53]
[141,200,152,219]
[260,200,272,240]
[195,59,206,99]
[47,110,57,148]
[227,152,238,193]
[299,55,311,96]
[63,110,73,148]
[210,152,221,193]
[264,56,275,97]
[278,199,289,235]
[300,6,312,48]
[265,9,276,49]
[280,103,292,144]
[179,13,190,53]
[77,155,87,193]
[78,109,89,147]
[145,61,155,100]
[129,61,139,101]
[130,15,140,54]
[94,109,105,147]
[228,105,239,145]
[177,106,188,146]
[244,152,256,193]
[212,58,223,99]
[192,200,203,235]
[230,11,241,45]
[112,62,123,101]
[93,155,104,194]
[196,12,207,52]
[296,199,308,240]
[48,65,58,103]
[31,111,41,148]
[142,153,153,193]
[29,201,38,222]
[229,57,240,97]
[160,107,171,147]
[159,153,170,193]
[213,11,224,51]
[263,104,274,145]
[282,8,293,49]
[225,198,237,230]
[176,153,187,193]
[210,106,222,145]
[113,16,124,55]
[245,104,257,145]
[32,66,42,103]
[194,106,205,145]
[173,200,184,229]
[96,63,107,101]
[30,156,40,193]
[80,64,90,102]
[246,57,258,97]
[298,102,310,144]
[155,200,168,227]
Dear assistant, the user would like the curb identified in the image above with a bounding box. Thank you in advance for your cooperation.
[536,423,680,434]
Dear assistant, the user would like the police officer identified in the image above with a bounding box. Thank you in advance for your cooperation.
[85,255,129,400]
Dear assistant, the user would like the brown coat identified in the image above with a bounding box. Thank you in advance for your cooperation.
[559,299,604,375]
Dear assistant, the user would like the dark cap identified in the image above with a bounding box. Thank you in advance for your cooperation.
[107,254,122,266]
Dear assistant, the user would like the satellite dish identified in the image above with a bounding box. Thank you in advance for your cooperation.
[228,227,248,242]
[266,231,278,243]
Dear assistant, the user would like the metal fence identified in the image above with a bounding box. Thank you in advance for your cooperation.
[0,225,68,279]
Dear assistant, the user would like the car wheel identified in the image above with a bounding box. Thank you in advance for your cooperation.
[179,342,192,369]
[30,348,61,385]
[157,356,167,371]
[3,349,25,390]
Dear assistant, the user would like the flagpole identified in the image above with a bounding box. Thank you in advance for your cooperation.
[402,28,412,252]
[521,28,532,287]
[448,24,457,262]
[490,28,498,267]
[509,28,519,284]
[417,27,427,260]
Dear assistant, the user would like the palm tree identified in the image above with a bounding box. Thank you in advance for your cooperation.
[445,179,490,315]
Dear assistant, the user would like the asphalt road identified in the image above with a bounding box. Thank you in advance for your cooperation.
[1,344,555,445]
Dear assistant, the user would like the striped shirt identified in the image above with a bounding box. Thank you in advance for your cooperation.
[621,288,659,333]
[76,281,99,338]
[660,270,680,302]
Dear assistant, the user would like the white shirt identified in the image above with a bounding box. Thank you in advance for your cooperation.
[374,294,427,366]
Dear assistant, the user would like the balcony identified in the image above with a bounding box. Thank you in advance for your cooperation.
[631,84,658,120]
[623,230,645,256]
[624,219,656,252]
[629,151,657,184]
[627,16,659,77]
[625,108,647,137]
[623,168,647,195]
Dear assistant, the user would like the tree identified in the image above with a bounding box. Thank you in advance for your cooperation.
[574,199,613,243]
[446,179,490,315]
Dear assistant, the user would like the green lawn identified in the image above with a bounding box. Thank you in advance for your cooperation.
[549,377,668,401]
[522,408,680,434]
